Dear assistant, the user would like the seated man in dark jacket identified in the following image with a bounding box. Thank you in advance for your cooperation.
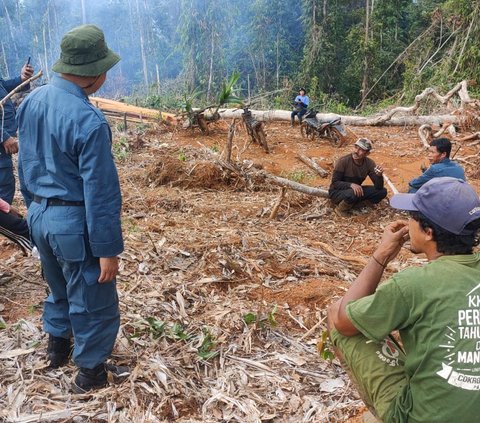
[408,138,465,193]
[329,138,387,216]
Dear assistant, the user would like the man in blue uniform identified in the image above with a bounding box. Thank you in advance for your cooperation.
[408,138,465,193]
[0,62,34,203]
[17,25,124,393]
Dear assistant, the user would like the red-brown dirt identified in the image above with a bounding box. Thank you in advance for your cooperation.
[1,118,479,422]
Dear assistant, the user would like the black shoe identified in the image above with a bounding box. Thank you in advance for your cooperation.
[72,362,130,393]
[105,362,130,381]
[72,363,108,393]
[47,335,72,368]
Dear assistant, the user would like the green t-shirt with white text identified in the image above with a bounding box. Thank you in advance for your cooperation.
[347,253,480,423]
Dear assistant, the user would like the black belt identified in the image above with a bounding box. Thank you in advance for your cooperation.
[33,195,84,207]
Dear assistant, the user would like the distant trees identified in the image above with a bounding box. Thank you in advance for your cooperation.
[0,0,478,107]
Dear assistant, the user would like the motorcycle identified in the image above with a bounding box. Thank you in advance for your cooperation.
[300,109,347,147]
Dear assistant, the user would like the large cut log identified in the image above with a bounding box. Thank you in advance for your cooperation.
[212,80,478,127]
[216,108,459,127]
[90,96,176,123]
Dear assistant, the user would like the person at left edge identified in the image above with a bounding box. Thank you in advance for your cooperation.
[17,24,125,393]
[0,61,34,203]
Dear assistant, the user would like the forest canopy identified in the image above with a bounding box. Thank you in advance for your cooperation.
[0,0,478,110]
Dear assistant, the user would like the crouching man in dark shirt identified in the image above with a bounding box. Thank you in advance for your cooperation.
[329,138,387,217]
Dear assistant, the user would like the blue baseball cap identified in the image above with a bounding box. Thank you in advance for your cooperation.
[390,177,480,235]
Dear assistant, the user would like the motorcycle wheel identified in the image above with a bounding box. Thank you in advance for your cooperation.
[255,127,269,153]
[328,127,345,147]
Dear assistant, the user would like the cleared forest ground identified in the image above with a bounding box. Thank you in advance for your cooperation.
[1,120,479,422]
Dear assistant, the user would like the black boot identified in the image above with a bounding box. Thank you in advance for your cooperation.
[47,335,72,368]
[72,362,130,393]
[72,363,108,393]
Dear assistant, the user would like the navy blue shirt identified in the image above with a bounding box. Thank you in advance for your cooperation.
[17,75,123,257]
[0,76,23,168]
[408,159,465,193]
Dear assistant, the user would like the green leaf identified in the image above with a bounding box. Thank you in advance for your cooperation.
[267,304,278,328]
[171,323,192,341]
[145,317,166,339]
[243,313,257,325]
[197,328,218,360]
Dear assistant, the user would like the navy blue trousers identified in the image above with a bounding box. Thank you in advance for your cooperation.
[28,200,120,369]
[0,165,15,204]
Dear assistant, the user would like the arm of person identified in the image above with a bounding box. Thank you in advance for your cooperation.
[2,137,18,154]
[328,220,409,336]
[17,151,33,208]
[330,170,354,190]
[0,198,10,213]
[1,64,34,93]
[99,256,119,283]
[80,122,124,279]
[369,167,384,190]
[1,76,22,92]
[408,166,436,191]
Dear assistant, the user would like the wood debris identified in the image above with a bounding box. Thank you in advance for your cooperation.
[1,120,479,422]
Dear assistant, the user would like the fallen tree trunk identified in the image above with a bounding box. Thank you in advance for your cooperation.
[259,172,329,198]
[216,109,459,127]
[212,80,478,127]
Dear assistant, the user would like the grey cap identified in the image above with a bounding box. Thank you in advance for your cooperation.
[390,177,480,235]
[354,138,373,151]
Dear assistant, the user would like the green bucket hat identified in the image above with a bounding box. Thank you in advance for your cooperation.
[52,24,120,76]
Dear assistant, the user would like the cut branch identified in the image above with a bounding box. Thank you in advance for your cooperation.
[296,154,329,177]
[269,187,286,220]
[0,70,43,106]
[260,172,329,198]
[223,120,236,163]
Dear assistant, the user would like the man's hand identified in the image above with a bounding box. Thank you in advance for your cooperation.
[350,183,364,197]
[21,63,34,81]
[375,220,409,265]
[374,165,384,176]
[98,257,119,283]
[3,137,18,154]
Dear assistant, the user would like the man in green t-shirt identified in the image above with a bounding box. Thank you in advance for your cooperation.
[328,177,480,423]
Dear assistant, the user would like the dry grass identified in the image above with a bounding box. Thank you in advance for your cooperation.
[1,121,479,422]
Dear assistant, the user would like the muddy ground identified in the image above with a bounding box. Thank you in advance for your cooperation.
[0,119,479,423]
